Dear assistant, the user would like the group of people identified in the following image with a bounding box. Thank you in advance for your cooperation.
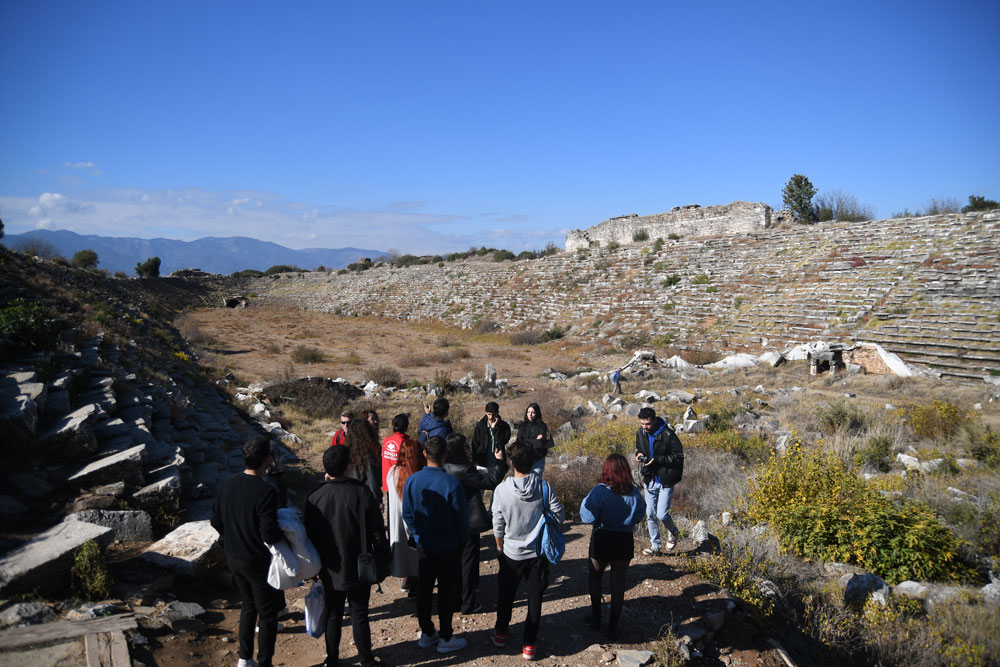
[211,399,684,667]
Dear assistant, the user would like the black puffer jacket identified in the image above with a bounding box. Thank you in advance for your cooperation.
[515,420,553,462]
[443,459,510,533]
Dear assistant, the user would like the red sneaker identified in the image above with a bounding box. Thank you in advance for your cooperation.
[491,631,507,648]
[522,644,536,661]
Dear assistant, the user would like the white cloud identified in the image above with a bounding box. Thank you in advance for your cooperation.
[36,218,54,229]
[227,197,252,215]
[64,161,96,169]
[38,192,67,207]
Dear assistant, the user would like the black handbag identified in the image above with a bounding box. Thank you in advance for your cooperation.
[357,497,391,586]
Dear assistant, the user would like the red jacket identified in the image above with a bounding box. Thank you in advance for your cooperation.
[381,431,412,492]
[330,428,346,447]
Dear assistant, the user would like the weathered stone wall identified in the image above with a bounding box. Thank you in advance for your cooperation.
[565,201,772,251]
[246,210,1000,381]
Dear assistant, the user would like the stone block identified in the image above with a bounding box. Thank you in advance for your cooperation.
[39,403,104,456]
[0,601,57,628]
[0,519,112,596]
[132,464,182,513]
[7,473,54,500]
[839,572,891,609]
[141,520,221,576]
[68,509,154,542]
[68,444,146,490]
[43,389,71,416]
[0,394,37,442]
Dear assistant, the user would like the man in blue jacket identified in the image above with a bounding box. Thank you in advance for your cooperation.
[402,435,469,654]
[417,397,453,444]
[634,407,684,555]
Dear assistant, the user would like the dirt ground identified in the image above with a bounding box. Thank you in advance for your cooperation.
[144,307,790,666]
[140,524,786,667]
[180,306,599,390]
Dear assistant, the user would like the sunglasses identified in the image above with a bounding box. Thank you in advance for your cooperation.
[341,420,350,425]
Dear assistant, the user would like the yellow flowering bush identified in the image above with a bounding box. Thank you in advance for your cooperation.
[745,440,973,584]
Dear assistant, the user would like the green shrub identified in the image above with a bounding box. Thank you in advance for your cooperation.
[818,401,869,434]
[688,544,775,631]
[605,241,620,251]
[706,285,718,293]
[854,435,892,472]
[686,428,770,464]
[692,273,712,285]
[263,264,305,275]
[71,540,112,601]
[492,249,516,262]
[71,249,99,269]
[290,345,324,364]
[433,369,453,393]
[232,268,264,278]
[667,233,681,240]
[967,427,1000,468]
[904,401,969,442]
[135,255,161,277]
[557,418,635,458]
[662,274,681,287]
[745,440,974,583]
[541,326,566,342]
[632,229,649,242]
[0,298,59,354]
[511,329,542,345]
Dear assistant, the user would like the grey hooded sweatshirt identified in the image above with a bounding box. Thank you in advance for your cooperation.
[491,472,565,561]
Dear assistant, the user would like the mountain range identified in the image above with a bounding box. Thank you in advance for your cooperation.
[0,230,383,276]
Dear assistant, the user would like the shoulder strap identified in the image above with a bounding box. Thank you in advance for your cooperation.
[542,480,549,506]
[359,490,368,552]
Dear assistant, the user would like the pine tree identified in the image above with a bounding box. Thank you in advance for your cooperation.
[782,174,818,224]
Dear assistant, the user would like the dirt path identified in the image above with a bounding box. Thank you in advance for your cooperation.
[142,520,784,667]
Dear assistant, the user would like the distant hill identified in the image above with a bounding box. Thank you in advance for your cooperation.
[0,230,383,275]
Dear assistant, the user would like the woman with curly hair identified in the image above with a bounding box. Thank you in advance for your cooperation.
[579,453,646,640]
[387,428,427,593]
[345,417,382,504]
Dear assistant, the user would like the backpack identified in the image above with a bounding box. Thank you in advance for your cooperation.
[535,481,564,565]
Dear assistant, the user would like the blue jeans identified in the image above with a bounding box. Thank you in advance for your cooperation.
[643,479,678,550]
[530,457,545,477]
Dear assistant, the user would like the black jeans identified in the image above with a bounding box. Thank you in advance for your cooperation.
[227,555,284,667]
[457,532,481,612]
[495,553,549,645]
[320,573,374,667]
[416,548,461,641]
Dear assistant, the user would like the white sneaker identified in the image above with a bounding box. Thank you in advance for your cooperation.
[436,635,467,653]
[237,659,257,667]
[417,630,440,648]
[665,533,677,550]
[642,546,660,556]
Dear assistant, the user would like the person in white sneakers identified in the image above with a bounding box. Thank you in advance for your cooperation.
[402,435,469,654]
[634,407,684,555]
[490,441,565,661]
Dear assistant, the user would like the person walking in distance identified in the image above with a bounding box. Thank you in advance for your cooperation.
[580,453,646,640]
[304,445,389,667]
[402,435,469,654]
[635,407,684,555]
[210,437,285,667]
[490,441,565,661]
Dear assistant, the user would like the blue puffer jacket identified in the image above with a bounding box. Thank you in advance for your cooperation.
[417,413,452,444]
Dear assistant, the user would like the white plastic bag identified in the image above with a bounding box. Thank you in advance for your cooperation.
[266,539,300,589]
[304,580,327,638]
[266,507,323,589]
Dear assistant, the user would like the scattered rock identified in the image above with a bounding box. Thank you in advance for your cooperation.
[0,519,112,596]
[68,509,154,542]
[141,520,221,576]
[840,572,891,608]
[0,601,57,628]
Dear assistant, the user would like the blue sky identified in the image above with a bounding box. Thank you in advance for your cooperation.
[1,1,997,254]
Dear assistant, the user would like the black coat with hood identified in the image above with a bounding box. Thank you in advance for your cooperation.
[470,416,512,470]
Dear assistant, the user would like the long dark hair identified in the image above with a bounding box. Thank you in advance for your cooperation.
[345,418,380,477]
[600,453,634,495]
[523,402,544,424]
